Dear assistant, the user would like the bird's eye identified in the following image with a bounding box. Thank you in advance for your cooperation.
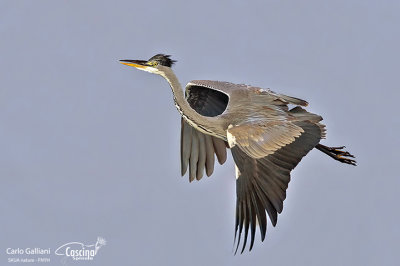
[148,61,158,66]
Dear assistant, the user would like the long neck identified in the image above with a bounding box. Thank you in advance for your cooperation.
[159,67,212,131]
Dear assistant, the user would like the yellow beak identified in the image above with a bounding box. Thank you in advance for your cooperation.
[119,62,146,69]
[119,59,148,69]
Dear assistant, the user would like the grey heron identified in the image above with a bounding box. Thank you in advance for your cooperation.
[120,54,356,253]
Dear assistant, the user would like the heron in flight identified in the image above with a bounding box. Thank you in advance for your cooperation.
[120,54,356,253]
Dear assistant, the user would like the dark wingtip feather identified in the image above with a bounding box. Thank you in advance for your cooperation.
[234,202,245,255]
[248,198,257,251]
[240,201,250,254]
[252,184,267,241]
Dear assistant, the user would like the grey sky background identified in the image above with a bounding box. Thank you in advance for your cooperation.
[1,1,399,265]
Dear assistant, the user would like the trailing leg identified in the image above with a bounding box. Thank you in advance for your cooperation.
[315,144,356,166]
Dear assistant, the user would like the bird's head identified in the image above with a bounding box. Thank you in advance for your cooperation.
[120,54,176,75]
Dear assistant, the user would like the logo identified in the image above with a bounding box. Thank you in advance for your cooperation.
[55,237,106,261]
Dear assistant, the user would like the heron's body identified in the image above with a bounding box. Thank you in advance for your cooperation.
[183,79,313,139]
[120,54,355,253]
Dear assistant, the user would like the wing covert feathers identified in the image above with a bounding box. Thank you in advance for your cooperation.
[227,122,304,159]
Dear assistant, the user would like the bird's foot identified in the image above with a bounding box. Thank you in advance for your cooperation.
[316,144,357,166]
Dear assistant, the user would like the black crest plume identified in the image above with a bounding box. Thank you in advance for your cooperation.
[148,54,176,67]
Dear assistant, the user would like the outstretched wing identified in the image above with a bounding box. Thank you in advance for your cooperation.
[180,84,229,181]
[232,119,323,253]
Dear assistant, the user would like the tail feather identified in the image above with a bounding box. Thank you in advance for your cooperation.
[279,94,309,107]
[289,107,326,139]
